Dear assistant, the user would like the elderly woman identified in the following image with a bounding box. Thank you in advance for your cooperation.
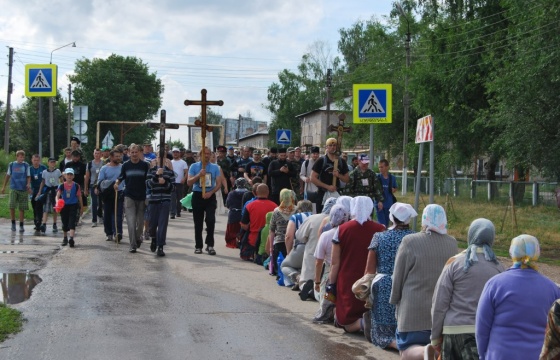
[268,189,297,272]
[327,196,385,333]
[430,218,505,359]
[312,204,350,323]
[476,235,560,360]
[225,178,249,249]
[280,200,314,289]
[390,204,457,360]
[363,203,417,350]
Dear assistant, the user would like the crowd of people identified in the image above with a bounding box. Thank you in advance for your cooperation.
[3,136,560,360]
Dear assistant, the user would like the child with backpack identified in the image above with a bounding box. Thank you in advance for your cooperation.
[1,150,31,232]
[55,168,83,247]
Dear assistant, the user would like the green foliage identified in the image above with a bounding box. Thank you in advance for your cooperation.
[68,54,164,156]
[0,303,24,342]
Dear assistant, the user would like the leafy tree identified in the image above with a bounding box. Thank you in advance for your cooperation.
[68,54,164,155]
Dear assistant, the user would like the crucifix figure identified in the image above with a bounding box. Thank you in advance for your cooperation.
[327,113,351,186]
[184,89,224,195]
[147,110,180,168]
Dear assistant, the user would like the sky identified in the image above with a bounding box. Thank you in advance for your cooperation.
[0,0,392,148]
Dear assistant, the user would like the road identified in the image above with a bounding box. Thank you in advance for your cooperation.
[0,210,399,360]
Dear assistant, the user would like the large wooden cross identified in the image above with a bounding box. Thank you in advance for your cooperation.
[327,113,351,186]
[184,89,224,195]
[147,109,180,168]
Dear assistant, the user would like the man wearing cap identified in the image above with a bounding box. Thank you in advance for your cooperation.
[294,147,304,164]
[244,149,267,185]
[101,147,111,163]
[287,147,303,200]
[300,146,321,211]
[226,146,237,163]
[216,145,233,205]
[170,147,188,219]
[347,154,384,213]
[70,136,87,163]
[310,138,350,213]
[143,143,156,163]
[267,148,295,205]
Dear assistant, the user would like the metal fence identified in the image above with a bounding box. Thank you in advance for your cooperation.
[393,175,558,207]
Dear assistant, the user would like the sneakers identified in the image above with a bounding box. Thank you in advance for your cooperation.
[61,237,68,246]
[19,225,24,233]
[299,280,314,301]
[150,238,157,253]
[424,344,436,360]
[129,248,137,253]
[206,246,216,255]
[91,222,97,228]
[105,235,113,242]
[40,224,47,234]
[157,246,165,257]
[11,223,16,232]
[194,248,203,254]
[52,224,58,233]
[68,238,75,248]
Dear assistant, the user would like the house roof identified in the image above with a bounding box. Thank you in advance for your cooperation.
[295,97,352,119]
[239,130,269,141]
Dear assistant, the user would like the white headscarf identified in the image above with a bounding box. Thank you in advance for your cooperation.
[329,204,350,228]
[421,204,448,234]
[388,202,418,230]
[350,196,373,225]
[336,196,352,213]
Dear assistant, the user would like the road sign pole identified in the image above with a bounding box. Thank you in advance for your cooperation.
[38,98,43,158]
[49,97,55,158]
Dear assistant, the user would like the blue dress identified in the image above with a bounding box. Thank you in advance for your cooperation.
[368,228,415,348]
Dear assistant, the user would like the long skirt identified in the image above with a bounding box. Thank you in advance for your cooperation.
[225,222,240,249]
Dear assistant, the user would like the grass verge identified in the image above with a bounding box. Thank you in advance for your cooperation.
[0,304,24,342]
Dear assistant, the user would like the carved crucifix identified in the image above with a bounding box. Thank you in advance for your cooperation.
[184,89,224,195]
[147,109,180,168]
[327,113,352,186]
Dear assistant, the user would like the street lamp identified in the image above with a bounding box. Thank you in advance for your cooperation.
[396,2,411,195]
[48,42,76,158]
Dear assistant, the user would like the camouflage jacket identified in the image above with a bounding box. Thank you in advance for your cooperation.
[289,159,302,193]
[346,168,384,202]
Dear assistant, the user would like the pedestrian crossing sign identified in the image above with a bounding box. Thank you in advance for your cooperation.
[352,84,392,124]
[25,64,57,97]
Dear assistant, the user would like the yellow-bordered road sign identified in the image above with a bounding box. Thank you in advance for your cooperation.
[352,84,392,124]
[25,64,57,97]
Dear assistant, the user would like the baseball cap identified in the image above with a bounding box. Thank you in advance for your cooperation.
[287,147,295,152]
[70,136,81,144]
[294,147,300,151]
[326,138,337,146]
[228,146,234,150]
[172,147,180,152]
[358,154,369,164]
[253,149,262,155]
[101,146,111,151]
[64,168,75,175]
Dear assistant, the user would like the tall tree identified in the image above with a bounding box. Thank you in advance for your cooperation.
[68,54,163,155]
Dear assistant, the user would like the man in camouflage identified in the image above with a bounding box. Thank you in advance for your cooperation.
[346,154,384,214]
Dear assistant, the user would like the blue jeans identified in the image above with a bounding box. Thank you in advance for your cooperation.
[103,192,124,236]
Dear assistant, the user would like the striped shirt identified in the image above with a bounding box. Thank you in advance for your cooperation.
[146,165,175,203]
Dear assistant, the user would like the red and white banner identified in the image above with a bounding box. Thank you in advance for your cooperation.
[415,115,433,144]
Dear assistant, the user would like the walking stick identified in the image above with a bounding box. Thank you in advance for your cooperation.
[114,187,119,247]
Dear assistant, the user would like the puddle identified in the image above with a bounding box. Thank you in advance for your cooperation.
[0,271,42,305]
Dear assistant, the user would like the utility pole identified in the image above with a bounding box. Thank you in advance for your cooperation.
[4,47,14,153]
[67,84,72,147]
[237,114,242,147]
[397,2,411,196]
[326,69,332,148]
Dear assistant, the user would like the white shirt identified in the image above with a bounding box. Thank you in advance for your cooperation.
[171,159,188,184]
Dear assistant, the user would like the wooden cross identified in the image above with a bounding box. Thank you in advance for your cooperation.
[327,113,352,156]
[184,89,224,195]
[147,109,180,168]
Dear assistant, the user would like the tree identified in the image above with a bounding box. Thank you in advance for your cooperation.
[68,54,163,156]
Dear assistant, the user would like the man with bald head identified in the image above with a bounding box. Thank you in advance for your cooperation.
[240,184,277,261]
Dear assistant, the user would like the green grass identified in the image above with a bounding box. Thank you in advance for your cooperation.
[0,304,24,342]
[400,193,560,264]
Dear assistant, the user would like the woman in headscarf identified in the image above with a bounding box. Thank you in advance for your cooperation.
[268,188,297,273]
[327,196,386,333]
[476,235,560,360]
[430,218,505,359]
[312,204,350,323]
[295,196,338,300]
[225,178,249,249]
[541,299,560,360]
[318,195,352,234]
[390,204,457,360]
[363,203,418,350]
[280,200,314,289]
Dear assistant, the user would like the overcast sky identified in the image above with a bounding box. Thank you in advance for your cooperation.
[0,0,392,147]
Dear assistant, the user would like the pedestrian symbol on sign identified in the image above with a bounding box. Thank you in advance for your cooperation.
[30,70,50,89]
[360,91,385,113]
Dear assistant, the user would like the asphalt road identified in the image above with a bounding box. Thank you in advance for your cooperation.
[0,209,399,360]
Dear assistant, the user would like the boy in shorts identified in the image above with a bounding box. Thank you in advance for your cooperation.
[1,150,31,232]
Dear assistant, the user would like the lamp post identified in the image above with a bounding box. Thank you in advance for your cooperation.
[49,42,76,158]
[396,2,411,195]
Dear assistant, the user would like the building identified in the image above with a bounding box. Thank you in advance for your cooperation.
[238,130,269,150]
[221,116,267,145]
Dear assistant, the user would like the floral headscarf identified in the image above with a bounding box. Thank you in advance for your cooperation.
[464,218,498,272]
[421,204,448,234]
[509,234,540,270]
[322,197,338,215]
[351,196,373,225]
[278,188,296,215]
[329,204,349,228]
